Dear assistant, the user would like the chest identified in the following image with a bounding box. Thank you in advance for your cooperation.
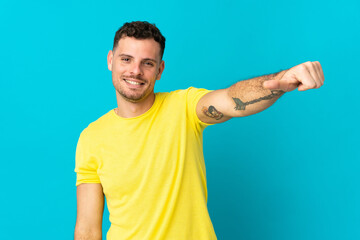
[97,108,194,199]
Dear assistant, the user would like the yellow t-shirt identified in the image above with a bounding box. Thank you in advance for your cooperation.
[75,87,217,240]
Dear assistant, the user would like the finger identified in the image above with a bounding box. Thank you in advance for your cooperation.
[312,61,324,87]
[297,64,317,91]
[305,61,321,88]
[313,61,322,84]
[317,61,325,84]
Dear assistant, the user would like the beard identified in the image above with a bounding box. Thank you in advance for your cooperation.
[114,74,154,103]
[118,87,150,103]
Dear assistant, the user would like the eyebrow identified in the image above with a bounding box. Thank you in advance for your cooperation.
[118,54,157,63]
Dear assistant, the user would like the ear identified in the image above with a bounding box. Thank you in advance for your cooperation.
[107,50,113,71]
[156,60,165,80]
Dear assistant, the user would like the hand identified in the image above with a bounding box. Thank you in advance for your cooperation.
[263,61,325,92]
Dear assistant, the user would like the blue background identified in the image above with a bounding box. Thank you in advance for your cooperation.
[0,0,359,239]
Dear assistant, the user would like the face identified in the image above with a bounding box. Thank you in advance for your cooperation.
[107,37,165,103]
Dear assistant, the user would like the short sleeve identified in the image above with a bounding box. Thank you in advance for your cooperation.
[186,87,214,132]
[74,129,101,186]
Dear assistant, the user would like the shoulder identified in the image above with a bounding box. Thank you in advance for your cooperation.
[79,109,114,140]
[160,87,212,101]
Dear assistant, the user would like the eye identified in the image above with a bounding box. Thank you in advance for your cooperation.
[121,58,130,62]
[144,61,154,67]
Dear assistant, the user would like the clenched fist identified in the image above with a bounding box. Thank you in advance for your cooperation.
[263,61,325,92]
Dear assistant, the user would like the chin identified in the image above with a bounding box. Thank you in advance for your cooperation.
[120,91,149,103]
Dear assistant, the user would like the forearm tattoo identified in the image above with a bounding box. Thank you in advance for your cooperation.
[202,106,224,120]
[233,90,284,110]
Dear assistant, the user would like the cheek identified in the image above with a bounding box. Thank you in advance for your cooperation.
[112,62,126,72]
[148,69,159,78]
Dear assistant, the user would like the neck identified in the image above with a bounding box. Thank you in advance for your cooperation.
[114,91,155,118]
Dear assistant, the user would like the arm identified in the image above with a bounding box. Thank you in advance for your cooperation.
[197,61,324,124]
[75,183,104,240]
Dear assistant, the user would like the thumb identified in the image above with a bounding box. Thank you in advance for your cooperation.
[263,80,298,92]
[263,80,283,90]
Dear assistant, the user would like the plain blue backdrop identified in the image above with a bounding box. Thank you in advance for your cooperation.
[0,0,359,239]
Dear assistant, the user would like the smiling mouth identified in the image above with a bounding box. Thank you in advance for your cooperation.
[123,79,145,85]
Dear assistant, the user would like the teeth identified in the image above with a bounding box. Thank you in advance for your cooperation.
[125,79,142,85]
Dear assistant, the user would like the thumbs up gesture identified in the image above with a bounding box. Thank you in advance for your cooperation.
[263,61,325,92]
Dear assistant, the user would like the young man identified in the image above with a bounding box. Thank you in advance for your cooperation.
[74,21,324,240]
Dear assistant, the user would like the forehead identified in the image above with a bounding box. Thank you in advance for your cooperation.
[115,37,161,61]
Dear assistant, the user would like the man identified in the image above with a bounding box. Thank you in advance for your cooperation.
[74,21,324,240]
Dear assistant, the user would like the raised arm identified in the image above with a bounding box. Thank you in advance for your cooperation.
[197,61,324,124]
[75,183,104,240]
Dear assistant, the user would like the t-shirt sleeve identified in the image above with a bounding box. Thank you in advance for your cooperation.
[74,128,101,186]
[186,87,215,132]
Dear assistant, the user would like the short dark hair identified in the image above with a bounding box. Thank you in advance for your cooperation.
[113,21,166,59]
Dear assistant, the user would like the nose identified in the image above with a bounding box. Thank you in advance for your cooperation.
[130,62,143,76]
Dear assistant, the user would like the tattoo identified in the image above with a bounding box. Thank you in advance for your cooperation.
[233,90,284,111]
[202,106,224,120]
